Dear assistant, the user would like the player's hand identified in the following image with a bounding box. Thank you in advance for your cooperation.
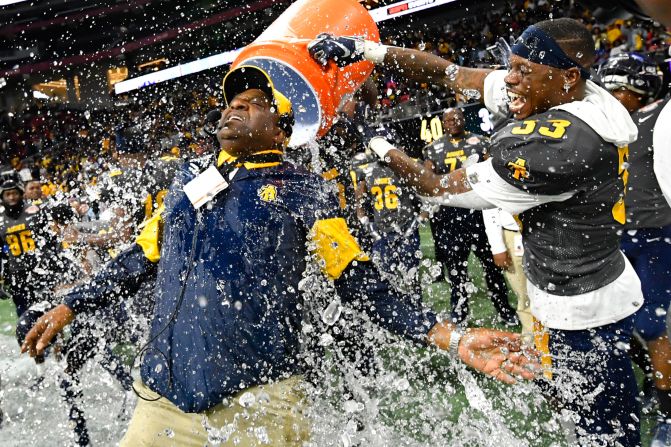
[21,304,75,358]
[458,328,539,384]
[360,122,398,144]
[492,251,512,270]
[308,33,365,67]
[360,123,399,160]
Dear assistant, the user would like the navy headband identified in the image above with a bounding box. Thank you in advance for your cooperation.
[511,25,591,80]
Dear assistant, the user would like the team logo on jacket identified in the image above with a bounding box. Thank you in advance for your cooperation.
[506,157,531,181]
[258,184,277,202]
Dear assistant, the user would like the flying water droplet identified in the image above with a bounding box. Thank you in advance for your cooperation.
[343,400,364,413]
[394,377,410,391]
[239,391,256,408]
[321,298,342,326]
[257,391,271,405]
[318,333,334,346]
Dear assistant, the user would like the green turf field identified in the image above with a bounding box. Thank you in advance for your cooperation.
[0,225,656,445]
[0,298,16,336]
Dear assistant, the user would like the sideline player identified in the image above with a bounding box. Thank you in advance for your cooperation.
[23,175,44,204]
[21,66,536,446]
[0,173,133,445]
[422,107,517,325]
[600,52,671,445]
[482,208,531,335]
[0,174,65,322]
[310,18,642,446]
[352,153,425,295]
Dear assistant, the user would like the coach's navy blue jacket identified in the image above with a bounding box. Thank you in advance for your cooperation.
[64,152,436,413]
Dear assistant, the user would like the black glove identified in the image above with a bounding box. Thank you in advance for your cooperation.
[308,33,365,67]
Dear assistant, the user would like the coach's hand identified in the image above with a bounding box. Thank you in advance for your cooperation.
[459,328,538,383]
[308,34,365,67]
[21,304,75,358]
[428,322,539,384]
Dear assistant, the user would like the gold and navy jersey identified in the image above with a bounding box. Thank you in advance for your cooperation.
[352,161,422,233]
[422,132,488,174]
[0,203,69,295]
[625,98,671,229]
[490,109,626,295]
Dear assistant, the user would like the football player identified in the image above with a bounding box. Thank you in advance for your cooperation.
[310,17,642,446]
[600,52,671,446]
[0,174,133,446]
[0,173,64,320]
[423,107,517,325]
[352,153,425,295]
[23,173,44,204]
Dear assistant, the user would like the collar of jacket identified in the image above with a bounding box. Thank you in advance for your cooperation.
[217,149,284,169]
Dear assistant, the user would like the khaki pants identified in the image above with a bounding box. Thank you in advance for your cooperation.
[120,376,310,447]
[502,230,533,336]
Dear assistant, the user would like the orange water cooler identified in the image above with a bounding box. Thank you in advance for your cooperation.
[231,0,379,146]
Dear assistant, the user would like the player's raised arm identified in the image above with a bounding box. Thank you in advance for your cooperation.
[308,34,491,100]
[365,137,495,211]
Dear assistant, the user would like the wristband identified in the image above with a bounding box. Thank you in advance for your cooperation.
[363,40,388,64]
[369,137,395,160]
[448,329,463,359]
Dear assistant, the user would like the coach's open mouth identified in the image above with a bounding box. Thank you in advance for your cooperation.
[223,115,244,128]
